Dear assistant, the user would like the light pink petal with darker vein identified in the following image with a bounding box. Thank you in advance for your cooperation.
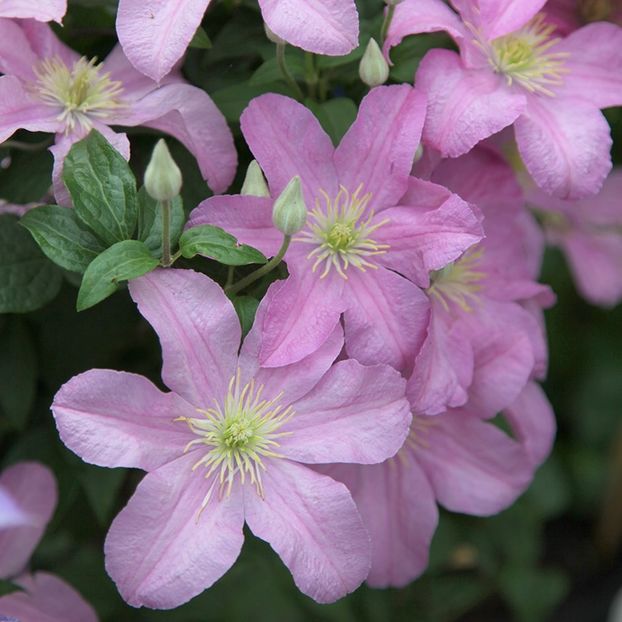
[187,194,283,259]
[329,456,438,588]
[515,96,612,199]
[241,94,338,205]
[21,19,78,68]
[0,18,41,78]
[105,452,244,609]
[0,76,61,143]
[0,572,97,622]
[343,268,429,375]
[384,0,467,58]
[551,23,622,110]
[0,463,57,579]
[129,269,240,407]
[258,268,346,368]
[504,382,556,468]
[416,49,526,158]
[377,178,483,288]
[475,0,548,38]
[244,460,370,604]
[335,85,426,211]
[110,83,236,193]
[116,0,212,82]
[52,369,193,471]
[0,1,66,22]
[416,410,534,515]
[281,360,410,465]
[259,0,358,56]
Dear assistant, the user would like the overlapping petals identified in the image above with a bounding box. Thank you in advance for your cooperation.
[0,0,66,22]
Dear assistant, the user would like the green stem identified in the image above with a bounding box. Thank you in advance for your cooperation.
[305,52,318,99]
[160,199,172,267]
[276,43,305,101]
[225,266,235,289]
[380,4,396,45]
[1,138,53,152]
[226,235,291,296]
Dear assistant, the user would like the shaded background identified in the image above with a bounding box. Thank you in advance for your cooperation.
[1,1,621,620]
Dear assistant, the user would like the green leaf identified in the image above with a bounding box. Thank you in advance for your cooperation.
[305,98,358,145]
[232,295,259,336]
[189,26,212,49]
[250,55,305,86]
[0,147,53,204]
[79,465,126,526]
[137,188,185,257]
[0,215,62,313]
[77,240,159,311]
[20,205,106,273]
[0,578,23,596]
[63,130,138,246]
[179,225,267,266]
[211,83,289,123]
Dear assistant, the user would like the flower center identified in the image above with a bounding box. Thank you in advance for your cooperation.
[32,56,124,133]
[295,184,389,279]
[393,416,437,465]
[479,14,570,96]
[426,248,486,313]
[176,370,293,513]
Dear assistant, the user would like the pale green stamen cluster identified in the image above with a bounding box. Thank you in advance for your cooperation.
[176,370,293,513]
[426,248,486,313]
[472,14,570,96]
[296,184,389,279]
[33,56,124,132]
[392,416,437,466]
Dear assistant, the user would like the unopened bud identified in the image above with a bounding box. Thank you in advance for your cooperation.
[241,160,270,197]
[359,38,390,87]
[272,176,307,236]
[264,23,285,45]
[144,139,182,201]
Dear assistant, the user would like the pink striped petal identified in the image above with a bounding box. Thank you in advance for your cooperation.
[0,1,67,22]
[0,18,40,79]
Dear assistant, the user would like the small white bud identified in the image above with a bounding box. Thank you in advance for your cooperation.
[264,23,285,45]
[241,160,270,197]
[144,139,182,202]
[359,38,390,88]
[272,175,307,236]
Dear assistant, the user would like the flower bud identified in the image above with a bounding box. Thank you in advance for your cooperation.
[144,139,182,202]
[359,38,390,88]
[272,175,307,236]
[241,160,270,197]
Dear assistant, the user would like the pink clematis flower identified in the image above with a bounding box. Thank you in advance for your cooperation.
[527,168,622,307]
[0,0,66,22]
[326,381,556,587]
[52,268,412,608]
[0,462,98,622]
[116,0,359,82]
[408,144,553,416]
[188,86,483,370]
[384,0,622,199]
[0,19,236,203]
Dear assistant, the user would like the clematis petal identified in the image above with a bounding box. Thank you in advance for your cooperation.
[258,268,346,368]
[343,268,429,374]
[109,83,236,194]
[244,460,370,604]
[416,49,526,158]
[0,572,97,622]
[0,463,57,579]
[240,94,338,205]
[258,0,358,56]
[52,370,194,471]
[329,456,438,588]
[0,18,40,78]
[415,410,533,515]
[281,360,411,464]
[0,1,67,23]
[116,0,212,82]
[21,19,78,68]
[472,0,548,39]
[334,85,427,211]
[187,195,283,259]
[105,452,244,609]
[129,269,240,407]
[515,96,612,199]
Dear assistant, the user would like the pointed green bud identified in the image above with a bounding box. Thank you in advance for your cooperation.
[144,139,182,202]
[359,38,390,87]
[272,175,307,236]
[241,160,270,197]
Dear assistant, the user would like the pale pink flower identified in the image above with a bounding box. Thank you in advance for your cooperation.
[527,168,622,307]
[327,381,556,587]
[188,86,483,370]
[0,0,66,22]
[116,0,359,82]
[52,268,412,608]
[385,0,622,199]
[0,19,236,203]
